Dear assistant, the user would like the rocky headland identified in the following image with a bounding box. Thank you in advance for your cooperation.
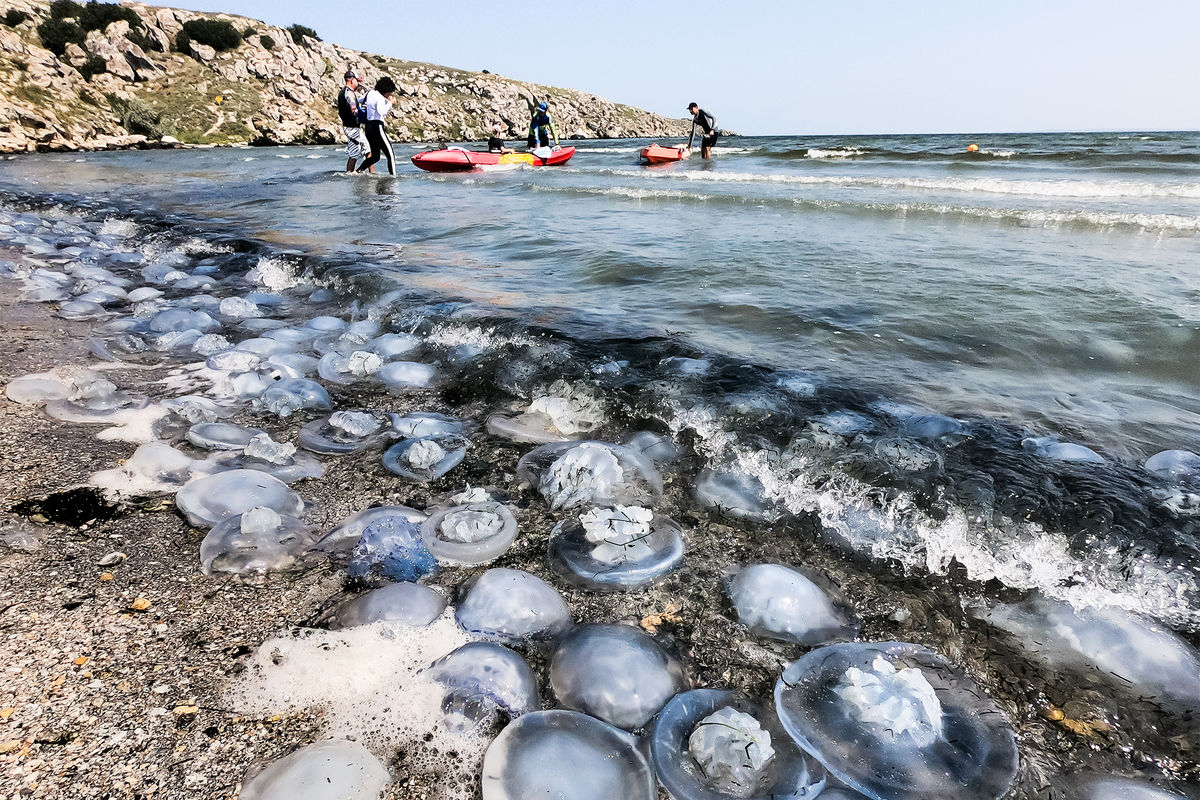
[0,0,690,153]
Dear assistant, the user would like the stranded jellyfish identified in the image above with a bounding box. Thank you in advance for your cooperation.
[200,507,314,576]
[517,441,663,510]
[726,564,859,646]
[347,513,437,582]
[481,710,655,800]
[382,434,469,481]
[175,469,304,528]
[651,689,827,800]
[550,623,686,731]
[298,410,388,455]
[548,505,685,591]
[486,394,604,444]
[186,422,266,451]
[456,568,571,643]
[425,641,539,731]
[774,642,1018,800]
[388,411,464,439]
[212,433,325,483]
[693,470,778,523]
[421,501,519,566]
[327,582,445,629]
[240,739,389,800]
[258,378,332,418]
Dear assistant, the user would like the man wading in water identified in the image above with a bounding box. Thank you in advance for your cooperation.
[687,102,719,159]
[338,70,369,173]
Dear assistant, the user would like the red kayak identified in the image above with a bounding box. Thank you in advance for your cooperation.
[411,146,576,173]
[641,144,690,164]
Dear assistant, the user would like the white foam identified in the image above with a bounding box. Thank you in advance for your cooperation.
[251,256,300,291]
[806,147,867,159]
[228,616,482,800]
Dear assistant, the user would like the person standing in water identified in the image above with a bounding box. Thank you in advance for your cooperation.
[337,70,370,173]
[686,102,719,159]
[527,101,559,150]
[357,77,398,176]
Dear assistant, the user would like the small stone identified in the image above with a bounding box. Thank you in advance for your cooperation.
[0,741,20,754]
[100,573,114,581]
[0,708,14,721]
[130,597,152,612]
[173,703,199,716]
[98,551,127,567]
[73,657,89,667]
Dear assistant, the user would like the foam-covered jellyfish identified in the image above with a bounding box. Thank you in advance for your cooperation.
[211,433,325,483]
[726,564,859,646]
[486,394,604,444]
[481,710,655,800]
[651,689,827,800]
[240,739,390,800]
[90,441,208,497]
[175,469,304,528]
[870,438,944,474]
[1021,436,1104,464]
[5,370,74,405]
[694,470,778,523]
[347,512,437,582]
[421,501,518,566]
[382,434,469,482]
[258,378,332,418]
[1144,449,1200,482]
[774,641,1018,800]
[548,505,685,591]
[298,410,388,455]
[376,361,437,392]
[517,441,663,511]
[550,623,686,730]
[327,582,445,629]
[43,376,145,423]
[980,595,1200,712]
[1061,775,1192,800]
[388,411,464,438]
[456,568,571,643]
[186,422,266,451]
[425,641,539,731]
[200,507,314,575]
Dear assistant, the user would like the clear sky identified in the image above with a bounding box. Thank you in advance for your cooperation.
[170,0,1200,136]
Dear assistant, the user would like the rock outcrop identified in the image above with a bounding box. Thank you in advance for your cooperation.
[0,1,689,153]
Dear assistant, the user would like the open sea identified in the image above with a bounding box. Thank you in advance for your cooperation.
[0,130,1198,793]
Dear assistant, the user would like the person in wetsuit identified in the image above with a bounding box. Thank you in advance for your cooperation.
[687,102,719,159]
[337,70,368,173]
[527,101,559,149]
[356,76,398,176]
[488,124,513,154]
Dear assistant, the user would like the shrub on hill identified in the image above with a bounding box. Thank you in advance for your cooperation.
[107,93,166,139]
[286,23,318,45]
[48,0,83,19]
[258,34,274,50]
[3,9,31,26]
[77,54,106,80]
[77,1,140,32]
[178,18,241,52]
[37,17,85,55]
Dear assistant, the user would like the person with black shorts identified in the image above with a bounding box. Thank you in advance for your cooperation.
[356,77,398,176]
[687,102,720,159]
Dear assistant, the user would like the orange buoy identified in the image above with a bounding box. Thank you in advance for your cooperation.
[966,143,979,152]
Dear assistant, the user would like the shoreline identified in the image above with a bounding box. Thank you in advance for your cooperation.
[0,199,1197,799]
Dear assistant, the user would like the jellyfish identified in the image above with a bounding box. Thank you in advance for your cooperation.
[481,710,656,800]
[651,689,827,800]
[327,582,445,629]
[90,441,208,497]
[43,375,145,424]
[486,393,604,444]
[455,568,571,643]
[258,378,332,418]
[175,469,304,529]
[1061,775,1192,800]
[548,505,685,591]
[694,470,778,523]
[517,441,663,511]
[316,350,383,385]
[550,624,686,731]
[726,564,859,646]
[382,434,469,482]
[388,411,464,439]
[240,739,389,800]
[316,505,426,556]
[421,502,518,566]
[376,361,437,392]
[5,371,74,405]
[211,433,325,483]
[774,641,1018,800]
[347,514,437,582]
[1021,436,1105,464]
[368,332,420,358]
[298,411,388,455]
[200,507,315,575]
[425,641,539,731]
[1144,450,1200,482]
[186,422,266,451]
[623,431,682,466]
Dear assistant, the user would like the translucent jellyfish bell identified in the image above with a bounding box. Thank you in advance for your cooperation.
[455,568,572,643]
[694,470,779,523]
[211,433,325,483]
[774,642,1018,800]
[258,378,332,418]
[347,514,437,582]
[240,739,389,800]
[1062,775,1192,800]
[175,469,304,528]
[376,361,437,392]
[651,689,827,800]
[388,411,464,438]
[548,505,685,591]
[327,582,446,629]
[726,564,860,646]
[1144,449,1200,482]
[186,422,266,451]
[425,641,539,731]
[421,502,518,566]
[382,434,469,482]
[1021,436,1105,464]
[517,441,663,511]
[298,411,388,455]
[481,710,656,800]
[550,623,686,730]
[486,394,605,444]
[200,507,314,575]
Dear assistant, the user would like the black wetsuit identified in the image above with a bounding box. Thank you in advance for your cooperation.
[688,108,719,149]
[488,136,505,153]
[337,87,362,128]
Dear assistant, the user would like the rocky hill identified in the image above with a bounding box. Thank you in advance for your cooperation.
[0,0,690,152]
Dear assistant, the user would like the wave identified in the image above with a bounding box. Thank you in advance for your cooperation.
[761,146,1200,165]
[804,147,868,160]
[590,167,1200,199]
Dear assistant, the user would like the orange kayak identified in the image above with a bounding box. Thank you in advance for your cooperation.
[641,144,689,164]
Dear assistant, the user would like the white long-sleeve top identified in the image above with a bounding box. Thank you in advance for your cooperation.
[363,90,393,122]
